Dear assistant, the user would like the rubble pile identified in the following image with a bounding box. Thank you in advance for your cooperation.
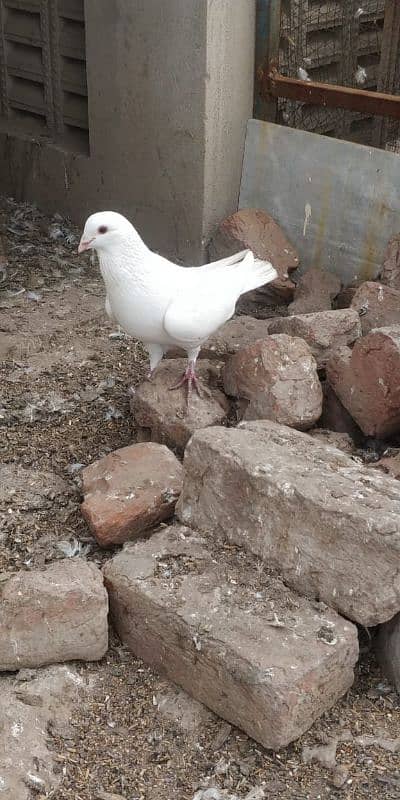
[2,204,400,798]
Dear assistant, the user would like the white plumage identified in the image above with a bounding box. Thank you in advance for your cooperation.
[297,67,311,82]
[354,65,367,86]
[78,211,277,397]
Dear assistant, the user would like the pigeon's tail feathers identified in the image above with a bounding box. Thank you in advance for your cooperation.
[206,249,250,269]
[198,249,251,273]
[242,255,278,293]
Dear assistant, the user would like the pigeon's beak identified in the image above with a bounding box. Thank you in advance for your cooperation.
[78,236,95,254]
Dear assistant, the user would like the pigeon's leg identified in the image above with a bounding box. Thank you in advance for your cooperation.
[169,361,201,396]
[145,343,165,380]
[106,296,126,340]
[169,348,208,403]
[109,324,125,340]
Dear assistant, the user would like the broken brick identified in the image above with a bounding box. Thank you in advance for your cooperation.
[223,335,322,429]
[81,442,183,546]
[268,309,361,369]
[177,421,400,625]
[104,525,358,750]
[326,327,400,438]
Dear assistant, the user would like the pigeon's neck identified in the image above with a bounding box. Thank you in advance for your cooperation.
[98,234,149,289]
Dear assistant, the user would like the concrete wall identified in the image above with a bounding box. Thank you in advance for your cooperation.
[0,0,255,262]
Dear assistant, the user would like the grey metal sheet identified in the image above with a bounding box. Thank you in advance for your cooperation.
[239,119,400,283]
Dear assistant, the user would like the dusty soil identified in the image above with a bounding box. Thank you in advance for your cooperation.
[1,198,400,800]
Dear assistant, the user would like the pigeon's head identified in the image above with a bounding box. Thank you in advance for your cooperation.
[78,211,135,254]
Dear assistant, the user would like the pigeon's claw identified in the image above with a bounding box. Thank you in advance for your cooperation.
[169,362,203,403]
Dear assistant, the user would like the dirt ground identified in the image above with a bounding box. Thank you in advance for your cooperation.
[1,198,400,800]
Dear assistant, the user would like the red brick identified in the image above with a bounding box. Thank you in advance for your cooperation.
[131,360,230,453]
[223,335,322,429]
[209,208,299,303]
[268,309,361,369]
[326,327,400,438]
[350,281,400,335]
[104,525,358,750]
[81,442,183,546]
[177,421,400,625]
[0,560,108,670]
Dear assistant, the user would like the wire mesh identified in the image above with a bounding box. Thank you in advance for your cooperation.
[278,0,400,151]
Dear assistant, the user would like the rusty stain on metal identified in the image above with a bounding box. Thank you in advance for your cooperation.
[360,222,380,283]
[360,168,385,282]
[264,69,400,120]
[313,178,331,271]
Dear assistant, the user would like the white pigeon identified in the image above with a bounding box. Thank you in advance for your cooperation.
[78,211,277,399]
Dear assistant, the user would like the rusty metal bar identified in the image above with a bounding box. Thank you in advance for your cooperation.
[265,70,400,120]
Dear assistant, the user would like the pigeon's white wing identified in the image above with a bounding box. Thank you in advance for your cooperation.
[163,250,277,347]
[163,280,237,347]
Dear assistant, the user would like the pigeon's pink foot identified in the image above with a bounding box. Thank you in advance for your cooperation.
[169,362,202,401]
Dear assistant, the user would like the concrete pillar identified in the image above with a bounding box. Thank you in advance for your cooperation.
[0,0,255,262]
[203,0,256,253]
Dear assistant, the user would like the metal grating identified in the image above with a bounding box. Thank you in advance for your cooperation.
[278,0,400,151]
[0,0,89,153]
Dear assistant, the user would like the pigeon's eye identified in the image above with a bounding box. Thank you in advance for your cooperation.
[98,225,108,234]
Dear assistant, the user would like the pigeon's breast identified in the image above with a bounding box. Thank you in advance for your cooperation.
[107,283,173,344]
